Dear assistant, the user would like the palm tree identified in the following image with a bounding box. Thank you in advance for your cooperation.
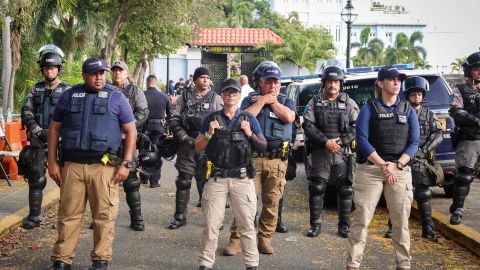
[384,31,427,66]
[351,27,384,66]
[451,58,465,73]
[224,0,255,28]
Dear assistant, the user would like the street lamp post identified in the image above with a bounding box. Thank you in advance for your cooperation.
[341,0,358,68]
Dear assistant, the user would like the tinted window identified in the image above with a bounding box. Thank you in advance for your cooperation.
[343,78,376,107]
[297,83,320,115]
[343,75,452,107]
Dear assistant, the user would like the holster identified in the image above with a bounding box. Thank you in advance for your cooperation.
[246,162,255,178]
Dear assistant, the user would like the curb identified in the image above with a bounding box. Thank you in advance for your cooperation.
[0,187,60,239]
[411,201,480,257]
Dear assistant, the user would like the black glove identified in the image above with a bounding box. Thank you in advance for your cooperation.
[183,136,195,146]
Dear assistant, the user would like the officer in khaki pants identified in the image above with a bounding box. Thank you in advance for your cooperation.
[223,63,296,255]
[47,57,136,270]
[346,66,419,270]
[195,79,266,270]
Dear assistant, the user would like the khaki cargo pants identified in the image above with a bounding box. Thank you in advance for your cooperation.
[51,162,119,264]
[199,176,258,268]
[229,157,287,243]
[346,163,413,270]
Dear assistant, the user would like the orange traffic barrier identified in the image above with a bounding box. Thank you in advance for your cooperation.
[0,121,25,180]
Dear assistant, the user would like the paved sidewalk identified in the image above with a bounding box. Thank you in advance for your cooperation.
[0,176,59,238]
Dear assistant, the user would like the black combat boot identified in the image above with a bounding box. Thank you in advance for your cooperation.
[449,169,474,225]
[307,224,321,238]
[199,266,212,270]
[337,185,352,238]
[168,187,189,229]
[129,212,145,231]
[24,177,46,229]
[90,260,108,270]
[276,197,288,233]
[124,175,145,231]
[51,260,72,270]
[384,219,392,238]
[246,267,257,270]
[422,224,440,241]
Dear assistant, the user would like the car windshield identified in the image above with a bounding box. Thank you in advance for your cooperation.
[343,75,452,107]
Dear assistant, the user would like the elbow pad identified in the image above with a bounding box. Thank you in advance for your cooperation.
[134,108,149,127]
[21,106,41,134]
[426,132,444,152]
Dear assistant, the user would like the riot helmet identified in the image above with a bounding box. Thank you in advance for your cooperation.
[157,136,177,160]
[402,76,429,98]
[138,151,162,175]
[37,44,64,70]
[462,52,480,83]
[251,61,280,91]
[321,65,345,88]
[136,132,163,175]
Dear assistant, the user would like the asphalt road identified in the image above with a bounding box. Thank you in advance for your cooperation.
[1,160,479,270]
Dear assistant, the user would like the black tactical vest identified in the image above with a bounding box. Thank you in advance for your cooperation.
[457,83,480,119]
[206,111,252,169]
[417,106,432,148]
[368,99,410,161]
[182,90,216,137]
[32,82,69,129]
[122,84,139,111]
[313,92,350,139]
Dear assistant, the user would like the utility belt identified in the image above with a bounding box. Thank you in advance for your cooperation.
[254,141,290,160]
[147,118,164,124]
[203,160,255,181]
[62,149,121,166]
[213,167,248,179]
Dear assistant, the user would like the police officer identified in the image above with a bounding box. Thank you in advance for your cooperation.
[384,76,443,241]
[302,65,359,238]
[168,67,223,229]
[19,44,70,230]
[110,60,149,231]
[195,79,266,270]
[449,51,480,225]
[346,66,419,270]
[48,57,136,270]
[225,63,295,255]
[139,75,172,188]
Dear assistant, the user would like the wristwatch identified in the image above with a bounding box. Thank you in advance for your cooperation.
[122,160,133,169]
[396,161,405,170]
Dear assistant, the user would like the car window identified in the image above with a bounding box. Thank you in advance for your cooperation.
[421,76,453,106]
[297,83,320,115]
[343,78,376,107]
[343,75,452,107]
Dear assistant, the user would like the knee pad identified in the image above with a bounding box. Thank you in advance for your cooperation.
[337,185,353,198]
[176,177,192,190]
[414,187,432,202]
[308,179,326,196]
[28,176,47,190]
[123,176,141,192]
[456,173,474,186]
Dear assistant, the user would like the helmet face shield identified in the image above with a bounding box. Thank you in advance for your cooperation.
[38,44,65,58]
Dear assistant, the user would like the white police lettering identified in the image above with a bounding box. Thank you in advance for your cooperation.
[398,115,407,123]
[329,72,338,76]
[269,111,278,119]
[45,58,55,63]
[89,60,102,67]
[266,69,278,74]
[378,113,393,119]
[72,93,86,98]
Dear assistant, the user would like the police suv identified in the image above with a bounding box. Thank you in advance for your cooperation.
[284,64,456,196]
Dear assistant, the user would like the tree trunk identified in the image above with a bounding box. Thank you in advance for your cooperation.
[2,0,12,114]
[137,61,147,88]
[67,51,74,62]
[101,0,127,64]
[148,59,155,75]
[9,22,22,112]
